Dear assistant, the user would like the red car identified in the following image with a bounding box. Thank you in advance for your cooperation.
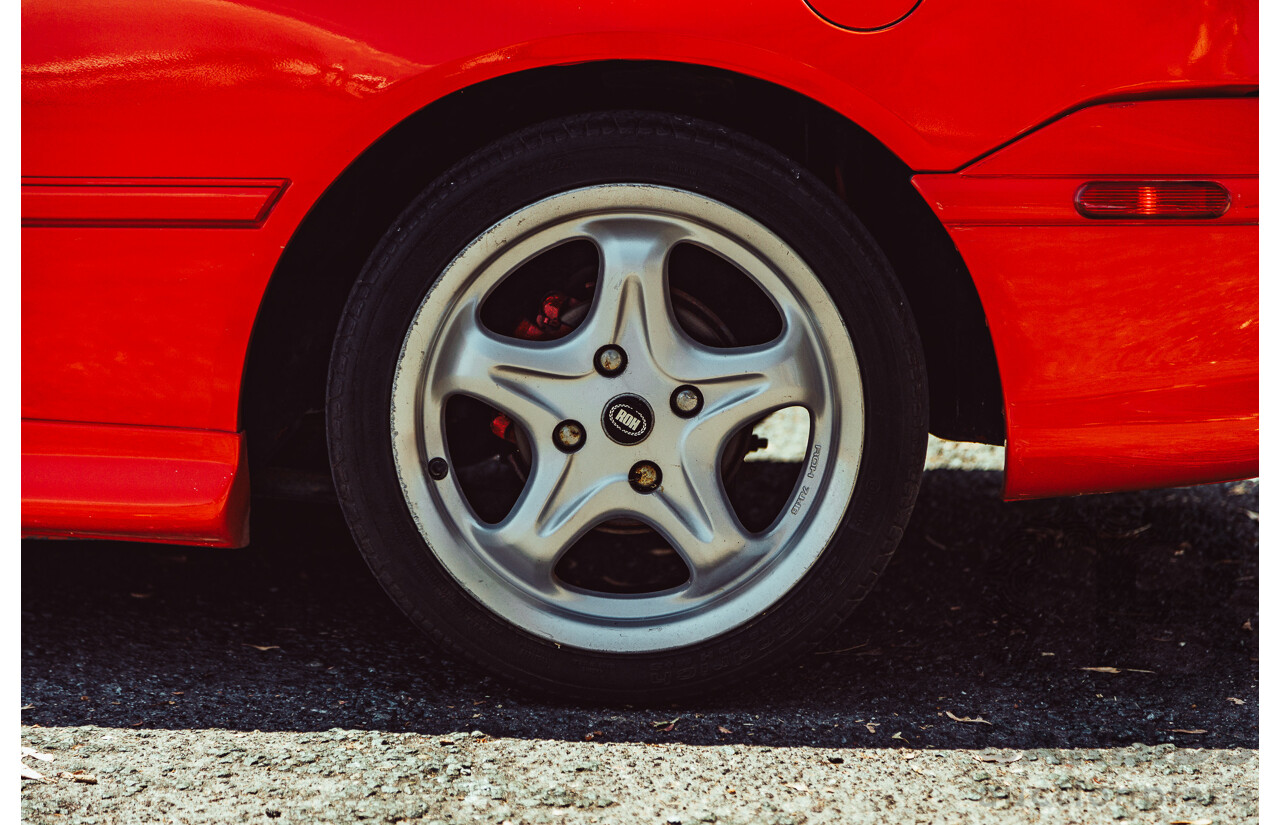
[22,0,1258,697]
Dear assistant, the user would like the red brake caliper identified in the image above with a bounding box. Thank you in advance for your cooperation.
[490,291,588,443]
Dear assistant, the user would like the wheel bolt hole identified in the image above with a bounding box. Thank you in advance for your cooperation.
[553,420,587,453]
[595,345,627,377]
[671,385,704,417]
[629,460,662,494]
[427,458,449,480]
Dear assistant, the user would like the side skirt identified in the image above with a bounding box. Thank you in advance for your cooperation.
[22,420,250,547]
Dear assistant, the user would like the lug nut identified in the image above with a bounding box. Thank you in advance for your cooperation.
[629,460,662,494]
[595,345,627,377]
[553,420,586,453]
[427,458,449,480]
[671,385,704,417]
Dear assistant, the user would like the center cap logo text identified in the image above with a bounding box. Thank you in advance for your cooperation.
[602,395,653,446]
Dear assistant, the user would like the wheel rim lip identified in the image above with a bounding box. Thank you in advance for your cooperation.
[391,184,864,653]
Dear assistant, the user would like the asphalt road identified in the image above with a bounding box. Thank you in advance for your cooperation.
[21,452,1258,824]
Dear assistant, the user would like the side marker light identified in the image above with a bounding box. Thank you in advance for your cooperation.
[1075,181,1230,219]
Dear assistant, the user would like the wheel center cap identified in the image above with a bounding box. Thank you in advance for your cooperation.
[602,394,653,446]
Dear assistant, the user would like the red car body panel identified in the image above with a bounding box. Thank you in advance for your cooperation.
[912,98,1259,499]
[21,0,1258,544]
[21,421,250,547]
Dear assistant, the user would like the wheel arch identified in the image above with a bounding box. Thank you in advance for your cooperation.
[241,60,1003,473]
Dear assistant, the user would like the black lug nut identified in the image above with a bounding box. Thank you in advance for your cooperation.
[553,420,586,453]
[595,345,627,377]
[629,460,662,494]
[671,385,704,417]
[427,458,449,480]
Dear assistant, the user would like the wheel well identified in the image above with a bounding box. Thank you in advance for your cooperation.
[242,60,1004,473]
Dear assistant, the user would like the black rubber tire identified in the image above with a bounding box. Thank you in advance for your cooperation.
[326,111,927,701]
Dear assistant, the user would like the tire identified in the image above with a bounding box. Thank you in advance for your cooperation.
[327,111,927,700]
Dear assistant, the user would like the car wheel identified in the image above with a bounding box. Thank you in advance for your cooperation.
[327,111,927,699]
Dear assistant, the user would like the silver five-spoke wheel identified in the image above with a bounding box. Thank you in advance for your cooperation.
[392,185,864,652]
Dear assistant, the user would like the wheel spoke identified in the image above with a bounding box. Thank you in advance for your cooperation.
[429,299,584,433]
[682,309,826,440]
[639,460,772,596]
[576,217,689,363]
[467,451,618,593]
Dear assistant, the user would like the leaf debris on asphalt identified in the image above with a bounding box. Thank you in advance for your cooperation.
[813,641,868,655]
[243,644,281,651]
[651,717,680,732]
[61,771,98,784]
[717,726,732,735]
[1227,697,1245,705]
[945,711,992,725]
[1080,667,1155,674]
[1101,524,1151,539]
[21,748,55,782]
[1165,729,1208,735]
